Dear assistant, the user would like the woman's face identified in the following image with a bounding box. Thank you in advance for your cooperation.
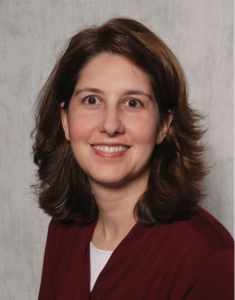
[61,53,169,189]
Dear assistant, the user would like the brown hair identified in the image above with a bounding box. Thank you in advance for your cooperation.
[31,17,207,225]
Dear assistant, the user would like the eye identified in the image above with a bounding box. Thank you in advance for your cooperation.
[83,95,101,105]
[124,99,142,108]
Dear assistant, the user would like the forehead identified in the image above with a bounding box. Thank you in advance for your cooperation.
[76,53,153,93]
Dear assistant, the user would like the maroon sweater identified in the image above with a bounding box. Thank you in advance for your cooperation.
[38,207,234,299]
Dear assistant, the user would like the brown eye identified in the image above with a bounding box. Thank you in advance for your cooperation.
[125,99,141,107]
[84,96,100,105]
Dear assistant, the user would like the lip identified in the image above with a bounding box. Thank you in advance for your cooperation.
[90,143,130,158]
[91,142,130,147]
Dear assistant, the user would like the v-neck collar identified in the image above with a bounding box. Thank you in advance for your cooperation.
[82,219,140,297]
[89,221,144,298]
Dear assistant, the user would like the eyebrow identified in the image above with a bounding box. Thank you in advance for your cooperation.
[74,88,153,101]
[122,89,153,101]
[74,88,103,96]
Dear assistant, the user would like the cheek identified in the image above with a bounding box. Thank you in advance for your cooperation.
[68,113,94,143]
[128,117,158,146]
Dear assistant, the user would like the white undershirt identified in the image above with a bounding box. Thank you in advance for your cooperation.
[90,242,113,291]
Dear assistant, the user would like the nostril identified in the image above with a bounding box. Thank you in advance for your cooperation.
[99,110,125,136]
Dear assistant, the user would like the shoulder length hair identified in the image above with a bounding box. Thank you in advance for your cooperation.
[31,17,207,225]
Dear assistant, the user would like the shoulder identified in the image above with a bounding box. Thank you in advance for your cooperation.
[171,248,234,299]
[46,219,80,252]
[166,207,234,299]
[156,206,233,254]
[46,218,96,250]
[150,206,234,273]
[184,206,234,251]
[48,218,79,238]
[175,206,234,271]
[49,218,78,233]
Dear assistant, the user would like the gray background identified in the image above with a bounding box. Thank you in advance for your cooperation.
[0,0,233,299]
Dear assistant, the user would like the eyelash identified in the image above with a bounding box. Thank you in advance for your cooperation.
[82,95,143,108]
[83,95,101,105]
[124,98,142,108]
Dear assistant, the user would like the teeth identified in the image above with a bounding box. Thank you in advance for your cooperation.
[92,145,128,153]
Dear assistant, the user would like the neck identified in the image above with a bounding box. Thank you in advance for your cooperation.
[89,176,148,250]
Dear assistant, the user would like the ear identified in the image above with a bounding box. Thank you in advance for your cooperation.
[156,110,173,145]
[60,102,70,141]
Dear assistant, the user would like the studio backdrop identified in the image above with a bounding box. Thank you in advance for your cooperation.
[0,0,233,299]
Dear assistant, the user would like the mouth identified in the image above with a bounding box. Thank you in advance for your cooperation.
[91,145,129,153]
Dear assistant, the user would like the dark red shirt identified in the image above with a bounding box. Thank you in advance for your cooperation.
[38,207,234,299]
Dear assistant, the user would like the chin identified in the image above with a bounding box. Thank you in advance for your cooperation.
[91,177,126,188]
[87,171,130,188]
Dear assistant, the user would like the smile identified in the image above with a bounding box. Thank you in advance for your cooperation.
[92,145,129,153]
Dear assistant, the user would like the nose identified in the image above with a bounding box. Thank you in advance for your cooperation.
[99,106,125,136]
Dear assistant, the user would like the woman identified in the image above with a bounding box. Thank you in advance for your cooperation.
[33,18,234,299]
